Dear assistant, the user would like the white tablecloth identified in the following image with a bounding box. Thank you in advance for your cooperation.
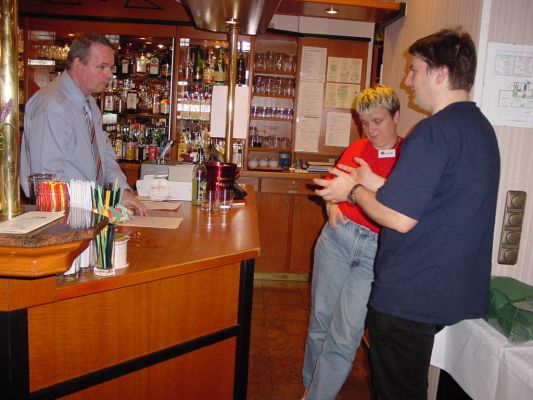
[430,319,533,400]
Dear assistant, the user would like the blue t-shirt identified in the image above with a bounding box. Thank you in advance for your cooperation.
[370,102,500,325]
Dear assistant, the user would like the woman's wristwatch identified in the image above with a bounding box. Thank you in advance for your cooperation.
[347,184,363,205]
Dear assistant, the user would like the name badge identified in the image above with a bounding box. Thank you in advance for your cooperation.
[378,149,396,158]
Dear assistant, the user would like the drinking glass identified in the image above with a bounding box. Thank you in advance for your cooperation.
[220,188,234,212]
[28,172,56,205]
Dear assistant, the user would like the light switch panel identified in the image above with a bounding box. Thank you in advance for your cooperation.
[497,190,526,265]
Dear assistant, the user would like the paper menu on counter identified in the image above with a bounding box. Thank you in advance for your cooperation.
[0,211,64,234]
[120,216,183,229]
[139,200,181,211]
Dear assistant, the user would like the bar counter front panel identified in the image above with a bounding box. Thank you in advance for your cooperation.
[0,191,260,400]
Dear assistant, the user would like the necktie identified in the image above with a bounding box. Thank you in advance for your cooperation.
[84,100,104,185]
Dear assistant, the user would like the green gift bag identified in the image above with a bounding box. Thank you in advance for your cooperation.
[485,276,533,342]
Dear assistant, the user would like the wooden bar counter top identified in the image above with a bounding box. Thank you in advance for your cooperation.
[0,189,260,400]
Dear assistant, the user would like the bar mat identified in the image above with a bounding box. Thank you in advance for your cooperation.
[121,216,183,229]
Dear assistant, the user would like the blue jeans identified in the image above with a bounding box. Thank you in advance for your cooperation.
[302,221,377,400]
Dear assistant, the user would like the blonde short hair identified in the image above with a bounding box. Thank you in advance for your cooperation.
[355,84,400,116]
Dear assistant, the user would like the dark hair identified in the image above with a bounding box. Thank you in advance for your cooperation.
[408,28,477,91]
[66,33,114,70]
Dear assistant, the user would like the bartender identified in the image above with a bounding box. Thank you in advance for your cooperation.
[20,33,147,216]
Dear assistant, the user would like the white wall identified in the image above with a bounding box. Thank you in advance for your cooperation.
[480,0,533,284]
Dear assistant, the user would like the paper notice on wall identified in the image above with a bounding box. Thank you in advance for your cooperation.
[325,83,360,109]
[296,81,324,118]
[481,42,533,128]
[325,112,352,147]
[210,85,250,138]
[300,46,327,82]
[295,116,321,153]
[327,57,362,84]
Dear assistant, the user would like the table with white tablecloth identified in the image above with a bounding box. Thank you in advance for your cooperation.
[430,318,533,400]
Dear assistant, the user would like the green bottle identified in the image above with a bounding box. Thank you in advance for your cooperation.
[192,46,204,82]
[192,148,207,206]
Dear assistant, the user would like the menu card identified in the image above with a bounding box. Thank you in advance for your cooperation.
[0,211,64,234]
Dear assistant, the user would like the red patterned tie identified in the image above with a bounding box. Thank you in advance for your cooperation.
[84,100,103,185]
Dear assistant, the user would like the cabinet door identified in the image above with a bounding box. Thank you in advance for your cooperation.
[254,192,291,272]
[289,195,326,273]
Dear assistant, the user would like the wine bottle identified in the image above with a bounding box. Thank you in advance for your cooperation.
[192,46,204,82]
[202,48,214,83]
[192,148,207,206]
[214,49,225,84]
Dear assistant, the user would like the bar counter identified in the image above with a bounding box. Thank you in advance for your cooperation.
[0,190,260,400]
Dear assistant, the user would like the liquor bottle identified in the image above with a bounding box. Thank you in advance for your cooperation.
[103,82,116,112]
[202,48,214,83]
[237,52,247,85]
[148,52,160,77]
[161,49,172,79]
[152,92,160,114]
[126,84,138,113]
[213,49,226,84]
[192,148,207,206]
[160,84,171,115]
[136,50,147,76]
[114,125,123,160]
[120,48,132,77]
[122,125,128,159]
[192,46,204,82]
[116,89,126,114]
[137,130,146,162]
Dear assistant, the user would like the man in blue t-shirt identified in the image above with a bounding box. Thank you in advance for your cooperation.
[313,29,500,399]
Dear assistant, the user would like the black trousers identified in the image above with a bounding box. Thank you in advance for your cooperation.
[367,307,444,400]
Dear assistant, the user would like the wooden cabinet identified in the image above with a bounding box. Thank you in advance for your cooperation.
[255,192,291,272]
[290,194,325,273]
[240,173,326,278]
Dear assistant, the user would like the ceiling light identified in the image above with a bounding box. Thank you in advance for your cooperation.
[325,6,338,15]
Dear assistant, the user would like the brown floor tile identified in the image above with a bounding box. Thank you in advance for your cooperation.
[264,304,310,322]
[252,302,266,321]
[253,280,264,304]
[247,381,274,400]
[250,332,269,357]
[248,280,372,400]
[263,289,304,306]
[337,382,372,399]
[267,328,307,358]
[248,355,272,383]
[272,383,306,400]
[266,318,309,337]
[270,356,304,384]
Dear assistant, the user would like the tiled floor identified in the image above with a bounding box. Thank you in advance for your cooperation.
[247,279,373,400]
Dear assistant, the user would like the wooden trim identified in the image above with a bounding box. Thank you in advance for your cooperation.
[30,328,239,399]
[0,240,89,278]
[234,259,255,399]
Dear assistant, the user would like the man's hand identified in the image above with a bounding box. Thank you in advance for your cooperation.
[313,167,357,202]
[122,190,148,216]
[348,158,386,192]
